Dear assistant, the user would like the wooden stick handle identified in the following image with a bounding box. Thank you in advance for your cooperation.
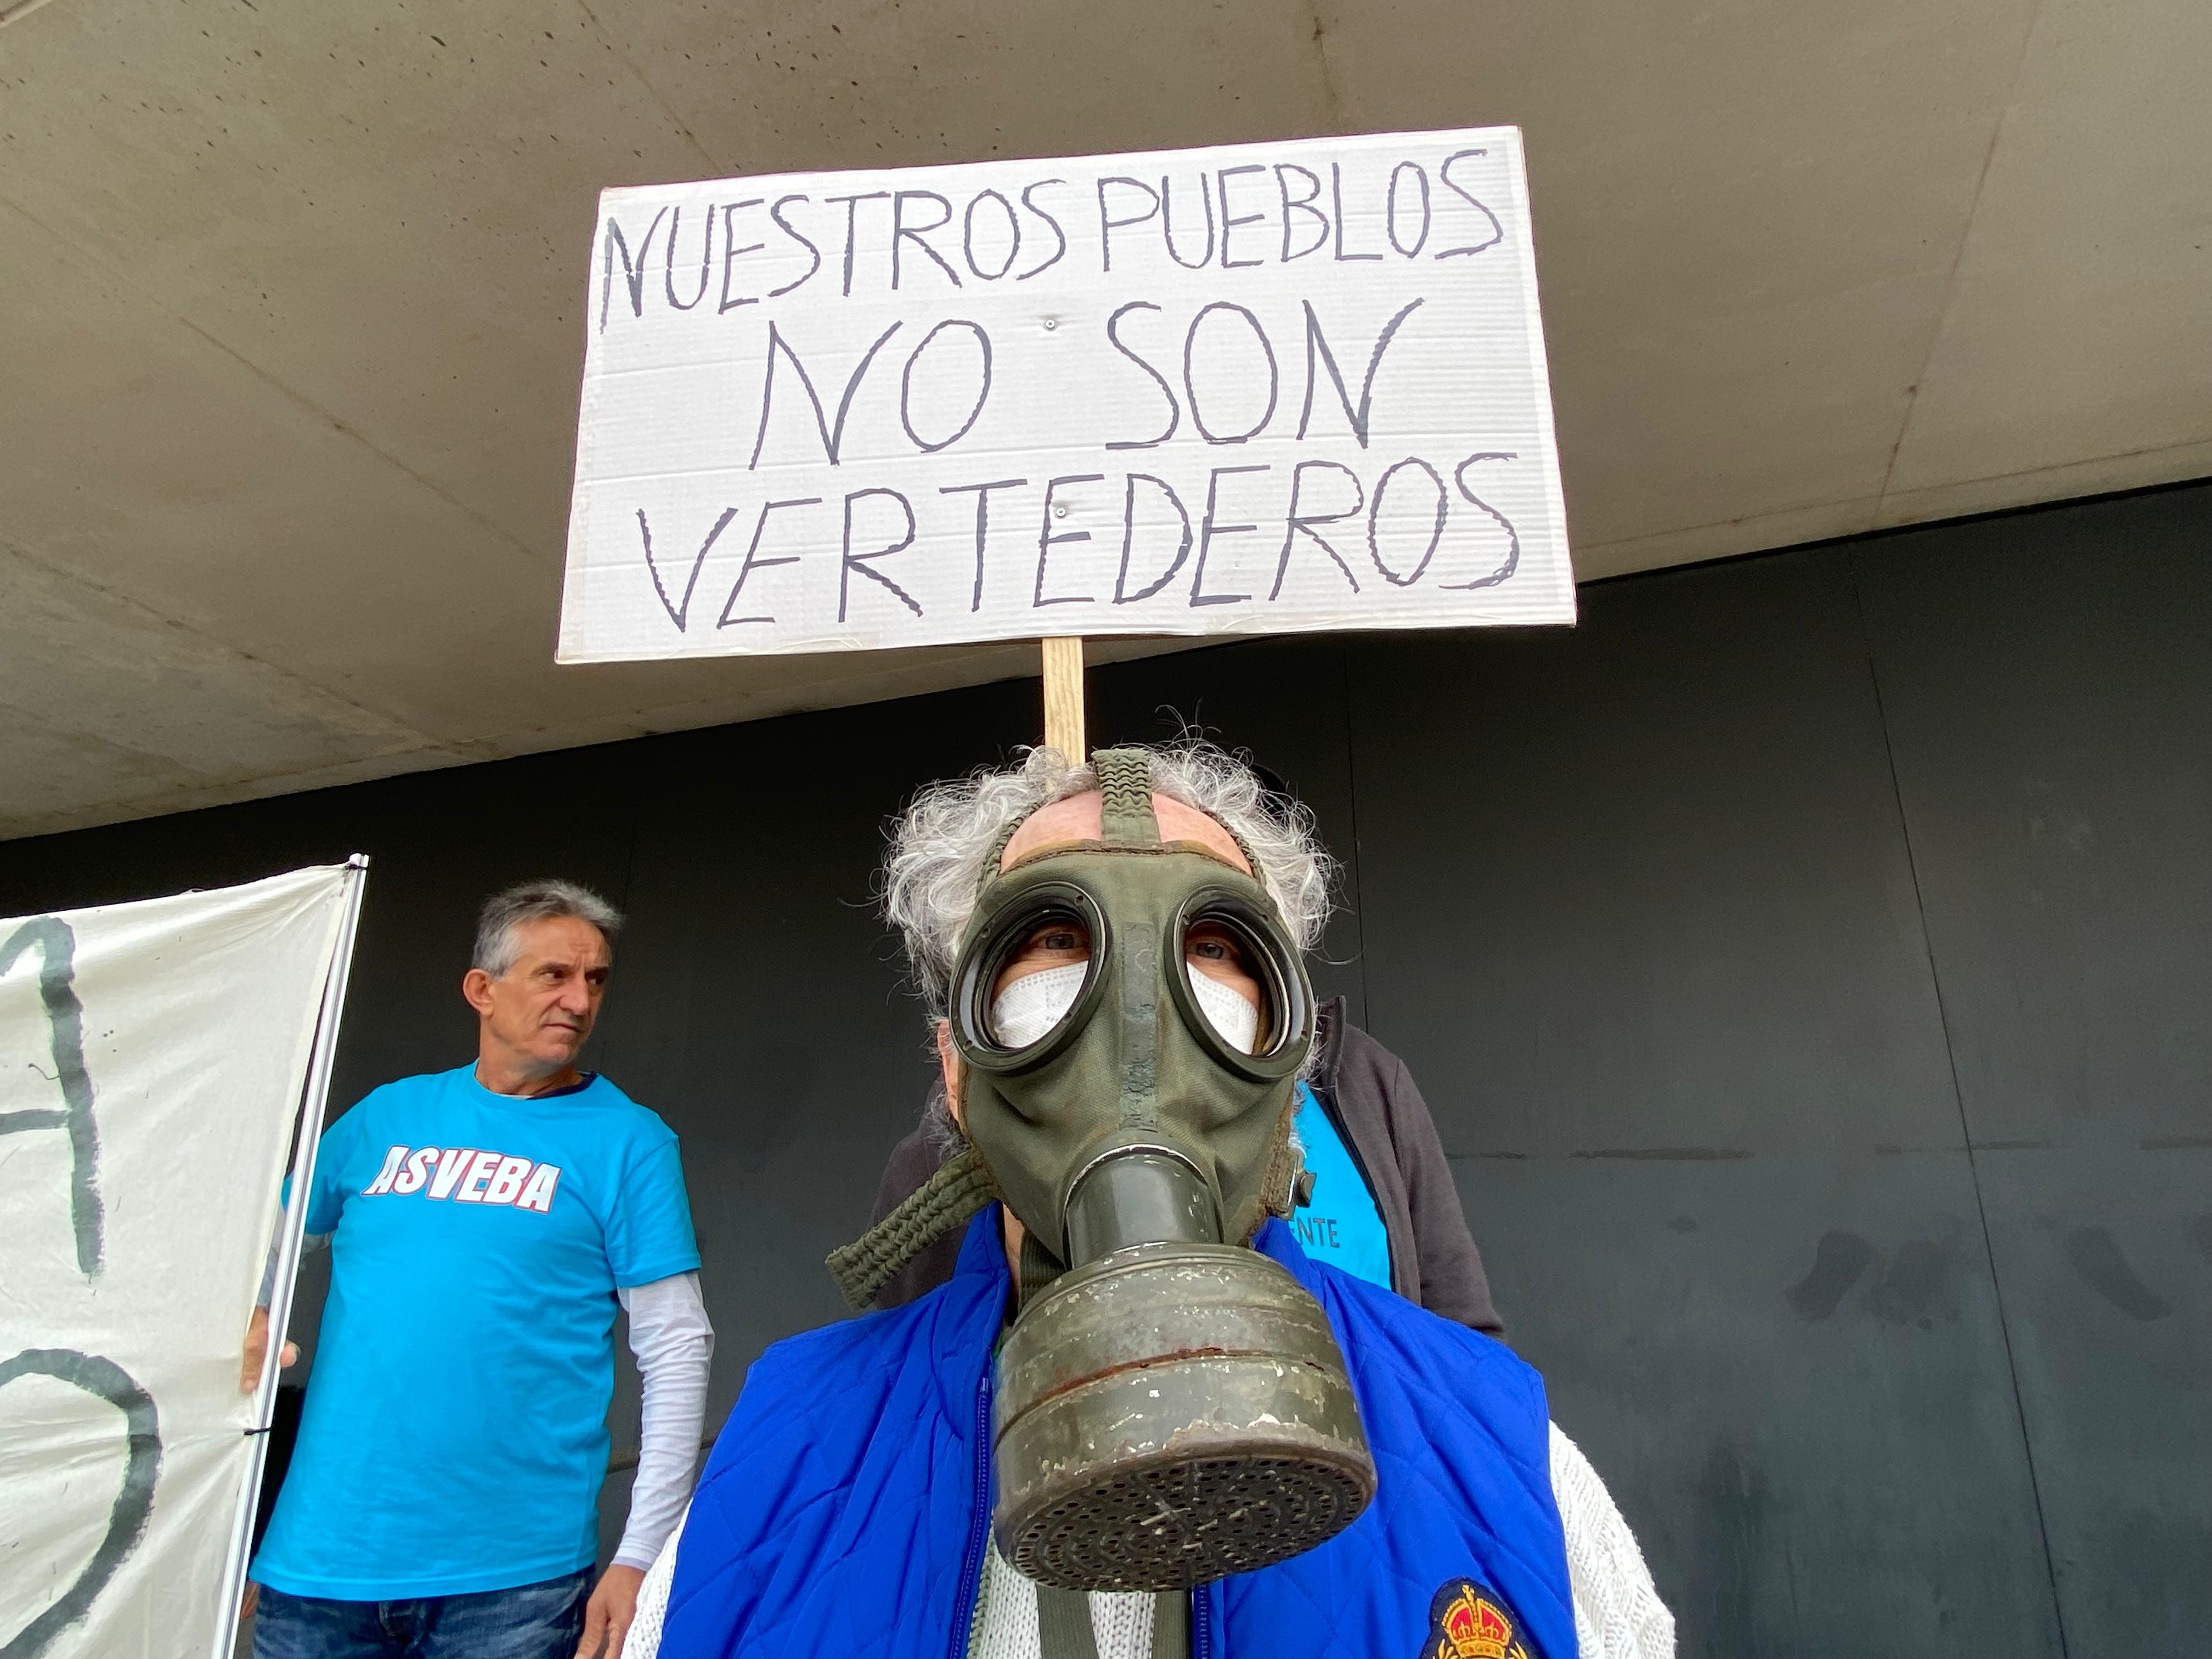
[1041,636,1086,761]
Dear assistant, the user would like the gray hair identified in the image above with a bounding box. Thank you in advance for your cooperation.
[472,879,623,977]
[882,742,1335,1017]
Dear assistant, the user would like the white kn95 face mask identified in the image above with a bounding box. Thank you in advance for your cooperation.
[988,960,1259,1054]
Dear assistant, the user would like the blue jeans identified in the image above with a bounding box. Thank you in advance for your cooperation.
[251,1568,592,1659]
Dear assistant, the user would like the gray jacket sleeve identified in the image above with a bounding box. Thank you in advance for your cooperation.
[1322,1006,1505,1338]
[1374,1048,1504,1337]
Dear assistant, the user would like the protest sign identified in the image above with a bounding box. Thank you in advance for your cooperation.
[559,126,1572,663]
[0,864,364,1659]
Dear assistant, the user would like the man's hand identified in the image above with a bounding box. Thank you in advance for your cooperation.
[239,1306,298,1394]
[576,1564,645,1659]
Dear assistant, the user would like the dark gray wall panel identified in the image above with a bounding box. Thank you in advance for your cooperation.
[1854,488,2212,1152]
[1457,1151,2063,1659]
[1344,548,1960,1159]
[1086,636,1370,1023]
[1856,487,2212,1655]
[1974,1148,2212,1654]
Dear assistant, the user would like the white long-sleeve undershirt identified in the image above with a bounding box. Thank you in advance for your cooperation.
[613,1271,715,1571]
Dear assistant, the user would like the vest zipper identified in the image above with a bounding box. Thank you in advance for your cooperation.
[950,1366,994,1659]
[1192,1581,1215,1659]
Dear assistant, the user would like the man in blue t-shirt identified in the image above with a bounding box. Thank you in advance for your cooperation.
[242,881,711,1659]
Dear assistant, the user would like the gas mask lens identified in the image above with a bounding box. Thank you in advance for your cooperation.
[1184,922,1262,1054]
[973,898,1098,1054]
[1172,895,1308,1069]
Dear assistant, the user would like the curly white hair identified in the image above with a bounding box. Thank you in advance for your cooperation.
[881,741,1336,1017]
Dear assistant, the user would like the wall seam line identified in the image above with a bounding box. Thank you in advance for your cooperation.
[1334,635,1371,1036]
[1847,546,2072,1659]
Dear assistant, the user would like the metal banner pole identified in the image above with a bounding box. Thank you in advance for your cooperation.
[210,854,371,1659]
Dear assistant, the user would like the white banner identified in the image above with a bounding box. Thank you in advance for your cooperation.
[560,126,1572,663]
[0,865,361,1659]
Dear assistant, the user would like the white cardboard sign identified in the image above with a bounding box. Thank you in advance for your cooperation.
[560,126,1573,662]
[0,866,360,1659]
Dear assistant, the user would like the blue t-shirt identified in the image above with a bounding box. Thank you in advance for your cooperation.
[251,1065,699,1599]
[1289,1082,1393,1290]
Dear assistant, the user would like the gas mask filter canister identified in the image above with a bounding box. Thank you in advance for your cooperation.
[948,751,1375,1594]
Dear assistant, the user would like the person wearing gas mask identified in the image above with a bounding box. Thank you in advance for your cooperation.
[627,745,1671,1659]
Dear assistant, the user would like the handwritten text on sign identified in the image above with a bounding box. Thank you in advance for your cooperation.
[558,127,1572,662]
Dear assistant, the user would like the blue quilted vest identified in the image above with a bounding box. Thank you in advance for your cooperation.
[663,1210,1575,1659]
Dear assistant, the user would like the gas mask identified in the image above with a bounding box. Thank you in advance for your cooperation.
[830,749,1375,1594]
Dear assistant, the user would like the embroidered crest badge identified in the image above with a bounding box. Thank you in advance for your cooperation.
[1423,1579,1541,1659]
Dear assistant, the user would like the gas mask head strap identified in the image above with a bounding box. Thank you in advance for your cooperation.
[825,1143,1002,1311]
[986,749,1261,875]
[1094,747,1266,876]
[1092,747,1161,847]
[973,749,1158,894]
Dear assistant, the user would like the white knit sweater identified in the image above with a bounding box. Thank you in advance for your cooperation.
[622,1423,1673,1659]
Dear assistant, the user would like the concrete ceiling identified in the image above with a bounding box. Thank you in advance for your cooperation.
[2,0,2205,839]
